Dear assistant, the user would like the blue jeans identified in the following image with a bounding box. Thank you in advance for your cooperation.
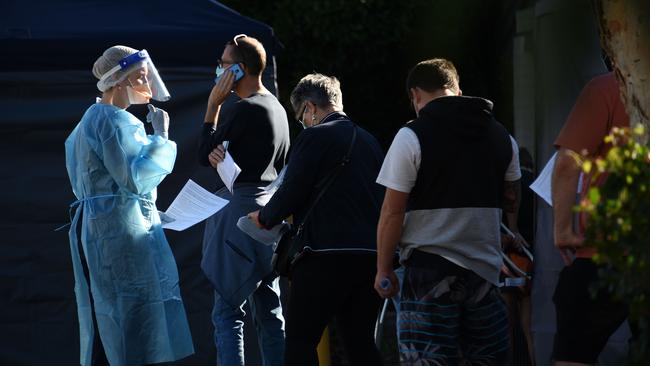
[212,273,285,366]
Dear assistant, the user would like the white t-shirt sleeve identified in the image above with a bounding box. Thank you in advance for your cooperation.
[504,135,522,181]
[376,127,421,193]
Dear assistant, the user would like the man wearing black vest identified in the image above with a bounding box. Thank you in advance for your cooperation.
[374,58,521,365]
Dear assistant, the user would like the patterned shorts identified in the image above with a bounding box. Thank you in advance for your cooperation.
[398,251,509,366]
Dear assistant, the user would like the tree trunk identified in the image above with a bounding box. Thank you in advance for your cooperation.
[595,0,650,130]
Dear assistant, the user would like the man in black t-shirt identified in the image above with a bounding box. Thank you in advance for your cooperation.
[198,35,289,366]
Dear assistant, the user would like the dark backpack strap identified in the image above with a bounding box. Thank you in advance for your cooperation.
[295,123,357,234]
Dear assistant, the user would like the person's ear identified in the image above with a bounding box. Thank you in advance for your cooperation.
[410,88,421,105]
[307,102,319,123]
[409,88,424,116]
[304,101,314,115]
[115,79,127,90]
[119,74,136,89]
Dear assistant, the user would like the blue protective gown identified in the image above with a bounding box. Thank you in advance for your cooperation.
[64,103,194,366]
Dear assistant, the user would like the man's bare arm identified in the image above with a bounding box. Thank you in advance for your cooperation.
[552,148,585,247]
[503,178,521,225]
[503,179,525,249]
[374,188,408,298]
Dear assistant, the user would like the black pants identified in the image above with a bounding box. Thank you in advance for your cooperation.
[285,251,383,366]
[552,258,628,363]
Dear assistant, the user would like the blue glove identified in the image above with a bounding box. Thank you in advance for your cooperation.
[146,104,169,139]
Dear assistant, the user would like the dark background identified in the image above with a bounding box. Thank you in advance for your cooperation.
[0,1,282,364]
[220,0,533,149]
[0,1,549,365]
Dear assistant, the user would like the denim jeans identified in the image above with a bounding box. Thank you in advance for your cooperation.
[212,272,285,366]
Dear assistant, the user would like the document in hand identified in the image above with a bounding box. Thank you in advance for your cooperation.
[530,152,556,206]
[530,152,584,207]
[218,151,241,193]
[162,179,229,231]
[236,215,290,247]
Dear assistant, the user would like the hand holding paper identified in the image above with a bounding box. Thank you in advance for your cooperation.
[236,215,290,247]
[217,141,241,193]
[161,179,229,231]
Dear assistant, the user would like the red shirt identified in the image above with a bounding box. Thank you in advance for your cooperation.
[554,72,630,258]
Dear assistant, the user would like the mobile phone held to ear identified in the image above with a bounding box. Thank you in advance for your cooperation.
[215,64,245,84]
[229,64,245,82]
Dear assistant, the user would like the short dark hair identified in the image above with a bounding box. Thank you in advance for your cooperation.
[229,35,266,76]
[406,58,459,96]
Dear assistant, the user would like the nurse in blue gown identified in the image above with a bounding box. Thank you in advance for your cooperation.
[64,45,194,366]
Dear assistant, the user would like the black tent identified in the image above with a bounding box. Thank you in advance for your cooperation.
[0,1,282,364]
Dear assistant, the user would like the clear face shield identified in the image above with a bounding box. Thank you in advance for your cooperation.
[96,49,171,103]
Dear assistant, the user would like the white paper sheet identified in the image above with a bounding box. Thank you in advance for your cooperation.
[217,148,241,193]
[530,152,556,206]
[530,152,584,207]
[236,215,289,247]
[162,179,229,231]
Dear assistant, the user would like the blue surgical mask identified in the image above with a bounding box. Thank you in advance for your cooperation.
[214,66,225,83]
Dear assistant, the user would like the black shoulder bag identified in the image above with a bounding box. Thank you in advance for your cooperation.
[272,122,358,277]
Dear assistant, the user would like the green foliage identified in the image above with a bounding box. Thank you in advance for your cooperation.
[580,125,650,364]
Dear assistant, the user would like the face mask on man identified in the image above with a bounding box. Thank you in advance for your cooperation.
[215,66,225,79]
[126,80,153,105]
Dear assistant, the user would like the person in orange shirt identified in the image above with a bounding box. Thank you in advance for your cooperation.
[551,72,630,366]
